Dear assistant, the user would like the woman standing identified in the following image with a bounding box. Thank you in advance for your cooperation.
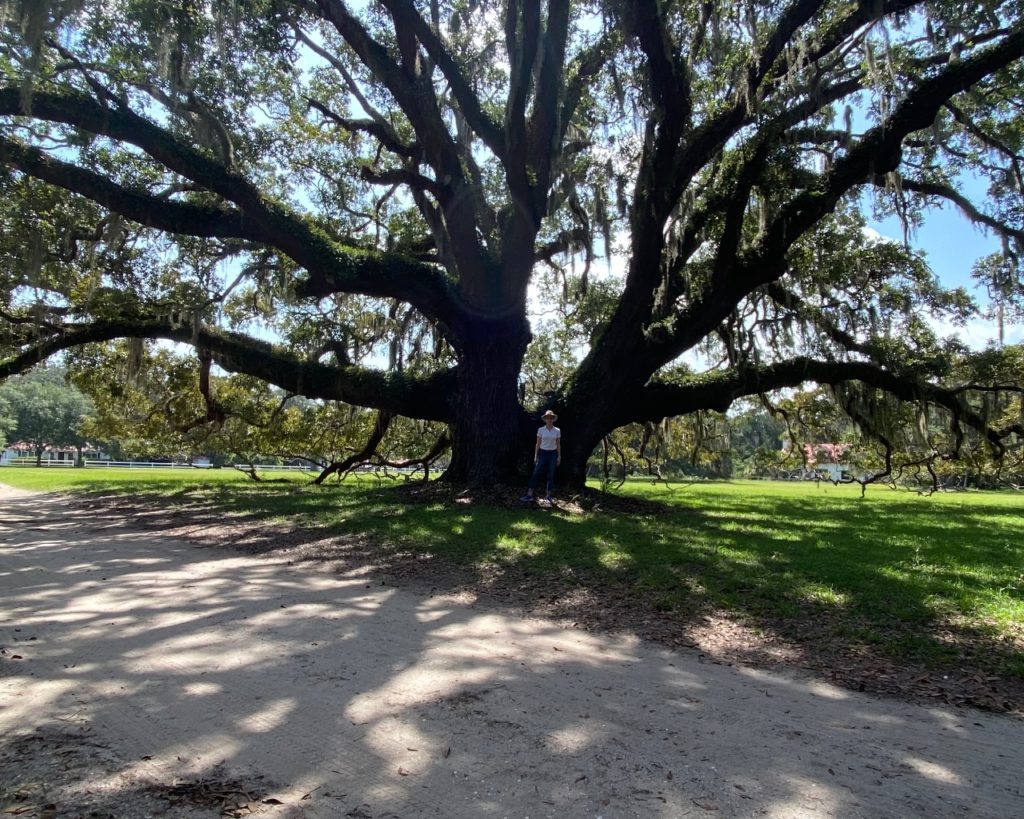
[521,410,561,504]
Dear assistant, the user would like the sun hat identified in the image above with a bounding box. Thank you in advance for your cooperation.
[542,409,557,419]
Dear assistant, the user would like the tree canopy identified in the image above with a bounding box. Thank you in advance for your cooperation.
[0,365,92,462]
[1,0,1022,487]
[0,393,12,447]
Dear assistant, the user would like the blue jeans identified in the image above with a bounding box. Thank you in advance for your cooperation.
[528,449,558,495]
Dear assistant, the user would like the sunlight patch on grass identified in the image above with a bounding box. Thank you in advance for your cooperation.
[800,583,850,607]
[596,545,634,571]
[493,531,544,557]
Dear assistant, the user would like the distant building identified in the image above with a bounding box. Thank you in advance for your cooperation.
[1,442,106,465]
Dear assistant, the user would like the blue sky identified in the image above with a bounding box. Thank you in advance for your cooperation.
[869,201,1023,347]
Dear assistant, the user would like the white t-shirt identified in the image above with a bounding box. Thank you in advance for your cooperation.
[537,425,561,451]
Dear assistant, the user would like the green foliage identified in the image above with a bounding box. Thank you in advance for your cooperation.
[0,392,13,446]
[728,402,787,475]
[0,364,93,457]
[594,413,735,482]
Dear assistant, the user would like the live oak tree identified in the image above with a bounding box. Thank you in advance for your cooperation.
[2,0,1023,488]
[0,365,93,464]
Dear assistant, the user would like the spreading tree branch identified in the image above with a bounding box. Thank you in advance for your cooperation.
[0,135,259,240]
[629,357,1010,453]
[312,0,493,291]
[662,26,1024,362]
[306,97,419,159]
[871,174,1024,244]
[378,0,504,158]
[0,87,464,326]
[0,318,456,422]
[312,409,393,484]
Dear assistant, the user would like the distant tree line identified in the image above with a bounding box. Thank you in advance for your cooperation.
[0,365,93,465]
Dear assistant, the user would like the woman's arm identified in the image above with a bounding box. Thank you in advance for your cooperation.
[534,435,541,461]
[556,434,561,465]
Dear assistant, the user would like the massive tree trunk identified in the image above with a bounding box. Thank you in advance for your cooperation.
[443,316,533,487]
[555,319,657,490]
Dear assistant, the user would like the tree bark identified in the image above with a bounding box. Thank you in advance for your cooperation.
[442,316,533,487]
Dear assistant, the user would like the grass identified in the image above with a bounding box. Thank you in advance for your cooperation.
[2,466,1022,678]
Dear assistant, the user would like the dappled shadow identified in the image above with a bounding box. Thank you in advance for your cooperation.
[58,478,1024,713]
[2,489,1024,817]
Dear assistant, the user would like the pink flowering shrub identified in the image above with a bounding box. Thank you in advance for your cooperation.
[802,442,851,464]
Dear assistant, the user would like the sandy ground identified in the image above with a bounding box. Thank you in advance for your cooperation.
[1,486,1023,819]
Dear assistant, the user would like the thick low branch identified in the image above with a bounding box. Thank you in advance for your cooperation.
[0,87,274,220]
[0,318,456,422]
[628,358,1008,451]
[312,410,393,485]
[371,429,451,479]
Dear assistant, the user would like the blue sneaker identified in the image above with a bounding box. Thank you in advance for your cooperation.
[519,494,533,502]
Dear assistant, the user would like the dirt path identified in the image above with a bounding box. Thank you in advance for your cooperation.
[1,486,1023,819]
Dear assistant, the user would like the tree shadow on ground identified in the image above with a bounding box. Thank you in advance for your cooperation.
[52,479,1024,716]
[2,489,1024,817]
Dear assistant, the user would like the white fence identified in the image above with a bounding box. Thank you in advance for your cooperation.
[1,459,311,471]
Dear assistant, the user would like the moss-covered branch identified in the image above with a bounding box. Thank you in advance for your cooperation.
[0,87,464,327]
[0,318,456,422]
[629,357,1009,451]
[0,135,259,240]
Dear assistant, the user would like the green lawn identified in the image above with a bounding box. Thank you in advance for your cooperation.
[2,466,1022,676]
